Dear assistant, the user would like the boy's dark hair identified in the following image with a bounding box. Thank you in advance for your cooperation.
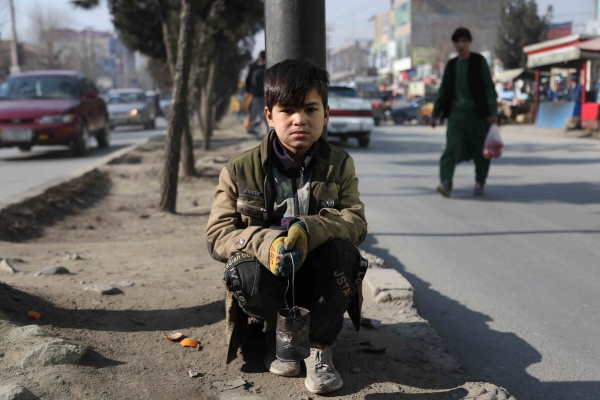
[451,27,472,42]
[258,51,266,61]
[264,59,329,112]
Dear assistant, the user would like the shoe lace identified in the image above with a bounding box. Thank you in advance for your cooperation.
[312,347,333,372]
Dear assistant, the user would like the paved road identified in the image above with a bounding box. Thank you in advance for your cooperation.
[0,120,166,205]
[344,125,600,400]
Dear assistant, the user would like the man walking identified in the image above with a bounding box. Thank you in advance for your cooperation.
[431,28,498,197]
[245,51,268,137]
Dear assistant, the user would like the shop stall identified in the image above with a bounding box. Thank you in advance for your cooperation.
[524,34,600,129]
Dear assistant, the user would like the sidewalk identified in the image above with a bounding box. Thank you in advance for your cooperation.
[500,123,600,141]
[0,120,513,399]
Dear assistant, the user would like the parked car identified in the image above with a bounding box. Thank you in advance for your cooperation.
[0,70,110,156]
[159,98,171,119]
[358,90,385,126]
[328,85,374,148]
[390,97,436,125]
[107,88,156,129]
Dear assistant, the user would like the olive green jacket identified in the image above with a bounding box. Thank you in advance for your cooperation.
[205,130,368,363]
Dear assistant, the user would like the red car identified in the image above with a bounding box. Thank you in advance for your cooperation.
[0,70,110,156]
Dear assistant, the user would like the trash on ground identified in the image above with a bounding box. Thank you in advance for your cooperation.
[27,311,42,319]
[180,338,200,348]
[162,332,184,341]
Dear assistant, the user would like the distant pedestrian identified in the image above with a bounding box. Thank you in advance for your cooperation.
[153,88,164,118]
[567,77,582,103]
[431,27,498,197]
[245,51,268,137]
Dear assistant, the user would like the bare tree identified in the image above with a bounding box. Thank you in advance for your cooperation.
[159,0,196,212]
[28,3,75,69]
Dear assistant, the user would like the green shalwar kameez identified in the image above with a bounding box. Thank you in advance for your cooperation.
[433,56,498,185]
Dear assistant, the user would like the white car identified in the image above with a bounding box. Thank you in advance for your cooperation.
[328,85,374,147]
[107,88,156,130]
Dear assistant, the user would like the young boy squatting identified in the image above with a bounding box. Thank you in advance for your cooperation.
[205,59,368,394]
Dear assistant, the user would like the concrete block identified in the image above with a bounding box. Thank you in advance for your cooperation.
[364,269,414,304]
[364,269,412,297]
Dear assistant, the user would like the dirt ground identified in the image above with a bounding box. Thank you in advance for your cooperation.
[0,121,510,399]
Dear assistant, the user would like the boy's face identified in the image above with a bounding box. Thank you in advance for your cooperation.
[265,88,329,160]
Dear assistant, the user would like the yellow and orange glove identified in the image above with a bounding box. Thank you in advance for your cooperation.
[268,221,309,276]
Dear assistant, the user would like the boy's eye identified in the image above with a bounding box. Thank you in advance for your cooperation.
[306,108,317,113]
[281,109,293,114]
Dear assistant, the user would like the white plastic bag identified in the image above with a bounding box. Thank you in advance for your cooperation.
[483,123,503,159]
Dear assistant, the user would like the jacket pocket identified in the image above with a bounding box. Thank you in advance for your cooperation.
[237,198,268,221]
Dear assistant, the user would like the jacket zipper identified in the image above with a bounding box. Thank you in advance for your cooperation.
[300,166,304,188]
[292,174,300,217]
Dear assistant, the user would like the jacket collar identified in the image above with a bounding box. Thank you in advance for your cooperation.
[260,129,330,173]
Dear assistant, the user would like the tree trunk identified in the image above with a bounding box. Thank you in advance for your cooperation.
[159,0,195,213]
[180,102,196,177]
[160,0,176,79]
[201,58,217,151]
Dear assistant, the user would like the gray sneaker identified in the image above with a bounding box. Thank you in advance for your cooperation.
[264,348,301,377]
[304,345,343,394]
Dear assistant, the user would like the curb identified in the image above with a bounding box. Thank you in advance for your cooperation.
[0,141,147,211]
[363,268,415,304]
[362,262,515,399]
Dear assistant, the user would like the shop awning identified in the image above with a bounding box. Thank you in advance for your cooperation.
[577,37,600,51]
[494,68,527,83]
[524,35,600,70]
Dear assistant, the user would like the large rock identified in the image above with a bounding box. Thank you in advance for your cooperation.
[21,338,89,367]
[10,325,51,339]
[0,383,36,400]
[0,259,17,274]
[34,266,70,276]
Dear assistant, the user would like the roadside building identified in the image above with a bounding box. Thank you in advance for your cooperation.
[371,0,502,88]
[369,9,395,86]
[329,40,372,82]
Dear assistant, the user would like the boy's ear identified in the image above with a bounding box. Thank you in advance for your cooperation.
[324,105,330,126]
[264,106,275,127]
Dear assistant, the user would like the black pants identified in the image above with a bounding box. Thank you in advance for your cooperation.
[224,239,366,346]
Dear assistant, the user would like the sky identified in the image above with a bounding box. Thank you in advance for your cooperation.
[0,0,595,56]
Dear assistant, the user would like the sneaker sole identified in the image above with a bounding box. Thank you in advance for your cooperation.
[304,376,343,394]
[267,363,301,377]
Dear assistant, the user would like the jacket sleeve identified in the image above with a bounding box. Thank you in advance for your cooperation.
[432,63,451,119]
[481,58,498,117]
[299,155,367,252]
[205,166,282,266]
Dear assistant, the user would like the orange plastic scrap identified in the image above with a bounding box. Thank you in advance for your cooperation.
[180,338,199,348]
[28,311,41,320]
[162,331,184,341]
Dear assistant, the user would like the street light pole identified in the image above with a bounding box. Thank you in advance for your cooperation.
[264,0,327,138]
[8,0,20,74]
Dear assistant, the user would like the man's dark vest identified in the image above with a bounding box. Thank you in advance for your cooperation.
[441,52,489,119]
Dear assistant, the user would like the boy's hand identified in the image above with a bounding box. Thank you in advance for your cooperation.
[268,222,309,276]
[268,237,302,276]
[284,221,308,255]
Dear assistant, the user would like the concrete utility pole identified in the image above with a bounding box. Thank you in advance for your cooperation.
[265,0,327,139]
[8,0,20,74]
